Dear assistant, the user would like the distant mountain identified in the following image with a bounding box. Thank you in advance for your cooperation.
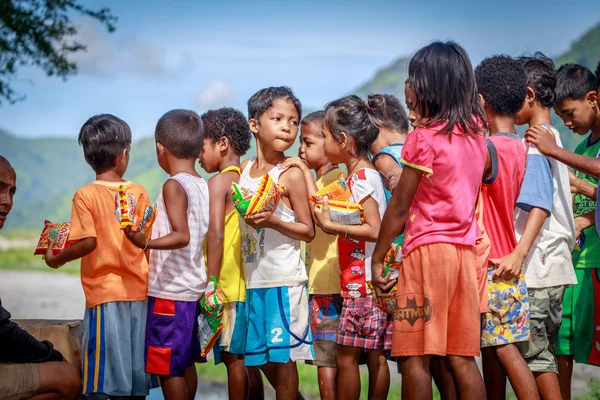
[351,21,600,152]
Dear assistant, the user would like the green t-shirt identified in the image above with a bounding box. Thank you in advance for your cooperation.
[572,134,600,269]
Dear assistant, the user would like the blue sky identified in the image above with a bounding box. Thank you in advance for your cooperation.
[1,0,599,139]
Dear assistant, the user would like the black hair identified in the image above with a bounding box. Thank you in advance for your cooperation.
[78,114,132,174]
[301,110,325,127]
[595,60,600,89]
[201,107,251,156]
[555,64,597,105]
[0,155,12,171]
[518,53,556,108]
[155,109,204,159]
[475,55,527,116]
[324,95,380,157]
[407,41,486,135]
[366,94,409,133]
[247,86,302,121]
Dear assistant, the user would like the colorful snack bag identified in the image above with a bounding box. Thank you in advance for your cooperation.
[231,183,253,218]
[115,185,136,229]
[369,236,402,314]
[34,221,71,255]
[314,199,364,225]
[246,174,285,217]
[197,277,225,357]
[310,173,351,202]
[131,192,157,241]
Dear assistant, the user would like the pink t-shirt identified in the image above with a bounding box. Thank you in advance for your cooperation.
[400,123,487,255]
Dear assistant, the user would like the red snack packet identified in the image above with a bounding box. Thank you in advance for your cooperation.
[34,220,71,255]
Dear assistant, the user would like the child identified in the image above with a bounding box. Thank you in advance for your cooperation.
[475,55,540,400]
[44,114,154,398]
[371,41,487,400]
[122,109,208,400]
[239,86,315,400]
[367,93,409,197]
[532,63,600,399]
[510,55,579,400]
[279,110,343,400]
[198,107,261,400]
[312,95,391,400]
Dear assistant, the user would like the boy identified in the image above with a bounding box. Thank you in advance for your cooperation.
[240,86,315,400]
[45,114,153,398]
[527,63,600,399]
[279,110,343,400]
[475,55,539,400]
[198,107,261,400]
[124,109,209,400]
[512,55,578,400]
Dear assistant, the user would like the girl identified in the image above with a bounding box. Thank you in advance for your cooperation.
[313,95,391,400]
[371,41,488,400]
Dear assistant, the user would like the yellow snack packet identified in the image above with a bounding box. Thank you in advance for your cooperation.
[314,199,364,225]
[310,173,351,202]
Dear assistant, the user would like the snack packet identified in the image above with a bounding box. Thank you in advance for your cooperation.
[310,173,351,202]
[197,277,225,357]
[115,185,136,229]
[131,192,157,241]
[34,220,71,255]
[231,183,253,218]
[369,236,402,314]
[314,199,364,225]
[231,174,285,218]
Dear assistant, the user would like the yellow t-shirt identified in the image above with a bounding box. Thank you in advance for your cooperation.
[217,166,246,302]
[306,168,342,295]
[69,180,149,308]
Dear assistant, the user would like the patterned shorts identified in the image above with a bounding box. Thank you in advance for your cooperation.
[305,294,343,368]
[516,286,565,373]
[481,264,530,348]
[337,296,392,351]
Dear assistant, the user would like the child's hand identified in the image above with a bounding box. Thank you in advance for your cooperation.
[44,240,63,269]
[491,251,524,280]
[313,196,333,231]
[278,157,308,172]
[387,172,400,194]
[123,226,147,249]
[245,211,276,230]
[370,260,397,298]
[525,125,558,156]
[569,171,582,195]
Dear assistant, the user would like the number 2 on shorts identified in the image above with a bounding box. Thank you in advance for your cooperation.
[271,327,283,343]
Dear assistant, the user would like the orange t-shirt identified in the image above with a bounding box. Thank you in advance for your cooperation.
[69,180,149,308]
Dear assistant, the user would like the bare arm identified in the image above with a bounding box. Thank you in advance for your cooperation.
[45,237,96,269]
[570,171,598,200]
[574,211,595,239]
[206,174,229,280]
[374,155,404,193]
[278,157,318,196]
[314,196,381,242]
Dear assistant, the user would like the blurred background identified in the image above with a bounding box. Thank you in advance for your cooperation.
[1,1,599,398]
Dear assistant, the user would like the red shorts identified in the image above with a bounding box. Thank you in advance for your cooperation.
[392,243,481,357]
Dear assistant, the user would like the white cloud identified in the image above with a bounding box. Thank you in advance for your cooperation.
[69,19,117,76]
[197,81,234,110]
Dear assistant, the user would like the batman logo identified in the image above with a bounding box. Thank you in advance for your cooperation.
[395,294,433,331]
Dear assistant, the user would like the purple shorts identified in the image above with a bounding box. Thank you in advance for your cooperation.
[145,296,205,376]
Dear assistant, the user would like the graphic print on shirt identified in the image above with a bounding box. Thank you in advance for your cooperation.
[241,230,257,264]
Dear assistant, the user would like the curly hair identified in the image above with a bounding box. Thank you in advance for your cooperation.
[555,63,597,105]
[518,52,556,108]
[201,107,251,156]
[475,55,527,116]
[365,93,409,133]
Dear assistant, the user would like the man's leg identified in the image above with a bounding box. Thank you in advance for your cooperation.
[336,345,362,400]
[557,355,573,400]
[366,350,390,400]
[495,344,540,400]
[447,355,485,400]
[430,356,457,400]
[317,366,337,400]
[222,352,248,400]
[399,355,432,400]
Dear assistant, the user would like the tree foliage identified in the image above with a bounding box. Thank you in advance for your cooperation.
[0,0,117,105]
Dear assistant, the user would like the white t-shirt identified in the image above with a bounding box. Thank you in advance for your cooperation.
[148,173,210,301]
[514,128,577,288]
[239,159,307,289]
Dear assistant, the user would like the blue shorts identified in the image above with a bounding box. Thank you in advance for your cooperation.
[82,300,157,397]
[214,301,248,364]
[244,285,314,367]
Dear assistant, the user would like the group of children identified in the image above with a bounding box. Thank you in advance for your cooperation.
[40,41,600,400]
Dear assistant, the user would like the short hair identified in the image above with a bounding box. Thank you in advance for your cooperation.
[407,41,486,135]
[518,53,556,108]
[324,95,379,156]
[555,64,597,105]
[247,86,302,121]
[0,155,13,171]
[595,60,600,89]
[201,107,251,156]
[78,114,132,173]
[155,109,204,159]
[475,55,527,116]
[366,93,409,133]
[301,110,325,127]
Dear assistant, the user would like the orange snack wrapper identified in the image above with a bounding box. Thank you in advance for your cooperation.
[314,199,364,225]
[132,192,157,241]
[34,220,71,255]
[115,185,135,229]
[310,173,351,202]
[245,173,285,217]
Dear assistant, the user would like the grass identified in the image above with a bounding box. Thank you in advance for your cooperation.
[0,247,79,275]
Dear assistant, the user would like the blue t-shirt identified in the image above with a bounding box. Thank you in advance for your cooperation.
[372,142,403,203]
[516,151,553,215]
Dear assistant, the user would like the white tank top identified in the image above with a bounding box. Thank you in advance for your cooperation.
[239,158,307,288]
[148,173,209,301]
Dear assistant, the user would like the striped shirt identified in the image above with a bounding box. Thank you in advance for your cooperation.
[148,173,209,301]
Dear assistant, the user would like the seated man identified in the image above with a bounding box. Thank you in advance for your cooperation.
[0,155,80,400]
